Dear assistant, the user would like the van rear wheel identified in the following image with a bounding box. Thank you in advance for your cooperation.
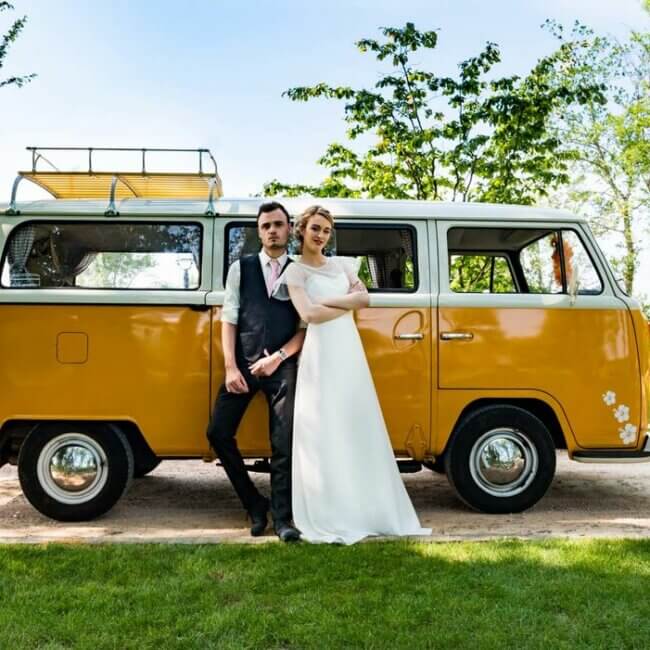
[445,406,556,514]
[18,423,134,521]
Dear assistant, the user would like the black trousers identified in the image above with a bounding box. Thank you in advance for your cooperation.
[206,361,297,525]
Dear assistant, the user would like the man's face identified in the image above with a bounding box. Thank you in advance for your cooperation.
[258,208,290,252]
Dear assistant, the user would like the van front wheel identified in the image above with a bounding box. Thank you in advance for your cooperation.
[18,424,134,521]
[445,406,556,514]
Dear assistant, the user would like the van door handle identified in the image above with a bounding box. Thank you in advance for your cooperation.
[394,333,424,340]
[188,304,211,312]
[440,331,474,341]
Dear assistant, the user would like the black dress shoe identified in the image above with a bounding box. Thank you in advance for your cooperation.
[275,522,301,543]
[248,498,270,537]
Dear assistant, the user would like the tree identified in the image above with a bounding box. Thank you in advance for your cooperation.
[1,2,35,90]
[77,253,155,289]
[264,23,604,206]
[449,254,515,293]
[545,21,649,298]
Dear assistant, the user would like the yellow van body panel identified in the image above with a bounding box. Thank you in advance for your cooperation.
[438,306,642,449]
[0,305,212,456]
[2,301,645,458]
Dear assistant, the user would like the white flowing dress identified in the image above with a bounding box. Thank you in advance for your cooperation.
[275,257,431,545]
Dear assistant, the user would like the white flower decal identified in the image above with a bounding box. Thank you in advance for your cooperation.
[613,404,630,423]
[619,423,637,445]
[600,389,638,445]
[602,391,617,406]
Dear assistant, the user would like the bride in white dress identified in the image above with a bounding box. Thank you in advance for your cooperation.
[274,205,431,544]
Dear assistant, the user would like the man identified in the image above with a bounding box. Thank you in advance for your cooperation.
[207,201,305,542]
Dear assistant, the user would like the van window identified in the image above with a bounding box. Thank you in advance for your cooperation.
[1,222,202,290]
[225,222,417,292]
[561,231,603,294]
[447,227,603,295]
[519,233,563,294]
[450,254,516,293]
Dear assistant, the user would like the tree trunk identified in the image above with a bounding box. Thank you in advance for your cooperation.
[620,201,636,296]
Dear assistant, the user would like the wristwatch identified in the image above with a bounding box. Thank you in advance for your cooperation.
[277,348,289,362]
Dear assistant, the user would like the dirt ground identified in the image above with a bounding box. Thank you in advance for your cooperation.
[1,452,649,544]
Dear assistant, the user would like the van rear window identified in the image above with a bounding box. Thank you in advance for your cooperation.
[1,221,202,290]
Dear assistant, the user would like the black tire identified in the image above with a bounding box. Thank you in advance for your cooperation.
[133,456,161,478]
[17,423,134,522]
[423,458,446,474]
[444,405,556,514]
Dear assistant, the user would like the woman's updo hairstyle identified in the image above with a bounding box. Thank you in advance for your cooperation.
[294,205,335,252]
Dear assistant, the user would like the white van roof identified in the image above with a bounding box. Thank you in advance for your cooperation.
[0,197,583,223]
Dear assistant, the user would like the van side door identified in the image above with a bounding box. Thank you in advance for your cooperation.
[334,219,432,459]
[435,219,642,450]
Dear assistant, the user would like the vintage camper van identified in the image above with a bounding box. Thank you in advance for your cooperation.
[1,147,648,521]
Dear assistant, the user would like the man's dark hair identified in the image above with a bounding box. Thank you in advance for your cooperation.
[257,201,291,224]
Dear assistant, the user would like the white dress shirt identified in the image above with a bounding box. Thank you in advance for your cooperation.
[222,251,303,326]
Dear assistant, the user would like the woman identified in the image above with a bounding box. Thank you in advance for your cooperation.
[274,205,431,544]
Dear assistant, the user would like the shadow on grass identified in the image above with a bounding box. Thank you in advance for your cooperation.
[1,539,649,649]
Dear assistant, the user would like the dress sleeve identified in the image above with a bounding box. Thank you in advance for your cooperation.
[272,262,307,301]
[335,256,365,291]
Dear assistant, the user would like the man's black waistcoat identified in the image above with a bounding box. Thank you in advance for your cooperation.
[236,254,299,365]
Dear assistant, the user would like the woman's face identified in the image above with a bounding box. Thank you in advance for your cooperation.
[302,214,333,255]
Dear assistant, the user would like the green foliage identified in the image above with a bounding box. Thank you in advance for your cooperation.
[264,22,605,206]
[545,21,649,298]
[0,2,35,90]
[449,254,515,293]
[78,252,155,288]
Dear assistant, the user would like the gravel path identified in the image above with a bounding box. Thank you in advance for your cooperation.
[1,452,649,544]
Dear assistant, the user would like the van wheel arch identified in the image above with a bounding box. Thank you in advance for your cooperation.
[429,398,566,477]
[115,421,161,478]
[441,398,568,456]
[2,419,159,477]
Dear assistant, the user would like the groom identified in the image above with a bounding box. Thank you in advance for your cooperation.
[207,201,305,542]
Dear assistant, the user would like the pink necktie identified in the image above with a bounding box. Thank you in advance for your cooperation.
[267,259,281,297]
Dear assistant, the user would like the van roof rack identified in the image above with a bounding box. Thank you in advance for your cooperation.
[8,146,224,215]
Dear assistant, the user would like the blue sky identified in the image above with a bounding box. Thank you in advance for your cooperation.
[2,0,648,197]
[1,1,649,294]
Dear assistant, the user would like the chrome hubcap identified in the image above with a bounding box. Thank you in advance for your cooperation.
[469,428,538,498]
[37,433,108,504]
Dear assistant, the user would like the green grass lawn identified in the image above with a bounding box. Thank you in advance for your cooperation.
[1,539,649,649]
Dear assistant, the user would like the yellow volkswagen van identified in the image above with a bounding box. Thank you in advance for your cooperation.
[1,147,648,521]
